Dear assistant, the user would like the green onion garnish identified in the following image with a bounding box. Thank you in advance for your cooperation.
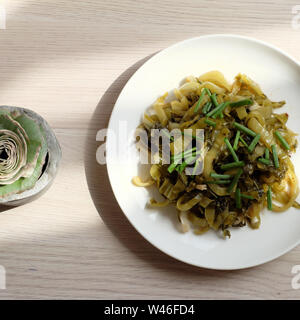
[233,122,256,137]
[210,93,219,107]
[204,119,216,128]
[227,168,243,193]
[248,134,261,153]
[204,88,212,96]
[267,186,272,210]
[205,101,213,113]
[241,194,255,200]
[177,162,188,173]
[275,130,290,150]
[271,144,279,168]
[210,103,223,119]
[177,154,198,173]
[235,187,241,209]
[206,103,224,118]
[220,161,245,170]
[224,137,239,162]
[194,89,206,113]
[168,162,178,174]
[170,148,201,173]
[212,101,230,119]
[212,104,224,119]
[230,99,253,108]
[202,101,212,114]
[210,173,232,179]
[265,148,269,160]
[172,147,196,160]
[258,158,270,165]
[233,130,240,151]
[176,151,201,164]
[239,136,248,147]
[205,180,231,185]
[177,163,186,173]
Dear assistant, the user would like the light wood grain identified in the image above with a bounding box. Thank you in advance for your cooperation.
[0,0,299,299]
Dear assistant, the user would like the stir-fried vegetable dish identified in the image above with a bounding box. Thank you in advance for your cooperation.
[133,71,299,238]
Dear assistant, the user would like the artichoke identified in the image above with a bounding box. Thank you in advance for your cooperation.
[0,109,48,198]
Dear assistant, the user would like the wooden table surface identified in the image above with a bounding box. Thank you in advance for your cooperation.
[0,0,300,299]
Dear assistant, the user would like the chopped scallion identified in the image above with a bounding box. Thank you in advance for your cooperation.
[212,101,230,119]
[227,168,243,193]
[210,93,219,107]
[210,173,232,179]
[239,136,248,147]
[202,101,212,114]
[235,187,241,209]
[264,148,269,160]
[194,89,206,113]
[206,103,224,118]
[248,134,261,153]
[224,137,239,162]
[172,147,196,160]
[233,130,241,151]
[167,162,178,174]
[241,194,255,200]
[230,99,253,108]
[204,119,216,127]
[220,161,245,170]
[258,158,270,165]
[275,130,290,150]
[204,88,212,97]
[233,122,256,137]
[271,144,279,168]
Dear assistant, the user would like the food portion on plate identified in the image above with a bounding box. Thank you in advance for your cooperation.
[133,71,299,238]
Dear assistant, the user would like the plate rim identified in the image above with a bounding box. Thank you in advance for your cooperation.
[106,34,300,270]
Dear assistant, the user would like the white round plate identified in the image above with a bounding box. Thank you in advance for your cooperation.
[106,34,300,270]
